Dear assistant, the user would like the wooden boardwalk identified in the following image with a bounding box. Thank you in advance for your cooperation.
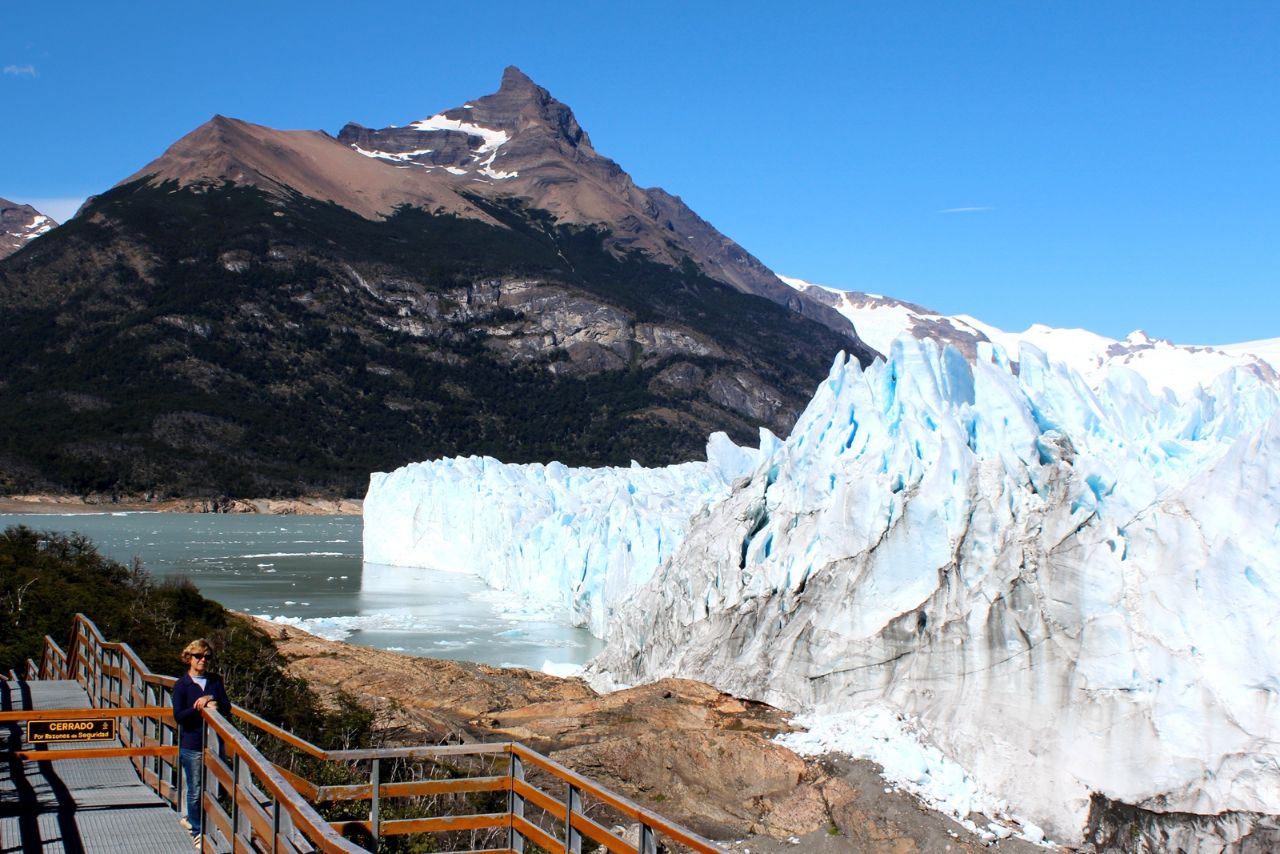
[0,680,196,853]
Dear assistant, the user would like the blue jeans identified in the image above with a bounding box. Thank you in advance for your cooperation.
[180,747,203,834]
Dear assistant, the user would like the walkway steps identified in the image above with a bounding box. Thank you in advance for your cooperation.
[0,680,194,853]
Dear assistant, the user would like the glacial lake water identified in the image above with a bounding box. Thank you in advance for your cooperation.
[0,512,602,671]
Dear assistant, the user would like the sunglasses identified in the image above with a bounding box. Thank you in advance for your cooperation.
[189,653,211,660]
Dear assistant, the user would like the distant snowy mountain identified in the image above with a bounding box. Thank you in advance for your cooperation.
[366,331,1280,849]
[777,275,991,359]
[781,275,1280,398]
[0,197,56,260]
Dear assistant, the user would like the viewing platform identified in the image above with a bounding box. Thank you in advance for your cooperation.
[1,615,725,853]
[1,679,195,852]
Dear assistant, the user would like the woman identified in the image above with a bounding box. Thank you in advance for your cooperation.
[172,638,231,848]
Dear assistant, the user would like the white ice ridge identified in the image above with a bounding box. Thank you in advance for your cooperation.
[590,339,1280,845]
[363,432,762,638]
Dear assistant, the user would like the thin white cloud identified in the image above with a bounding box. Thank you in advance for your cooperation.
[938,206,993,214]
[3,64,37,77]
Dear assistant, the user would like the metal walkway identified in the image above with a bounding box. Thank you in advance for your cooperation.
[0,680,194,854]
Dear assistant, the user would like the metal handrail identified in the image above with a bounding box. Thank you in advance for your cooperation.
[25,613,727,854]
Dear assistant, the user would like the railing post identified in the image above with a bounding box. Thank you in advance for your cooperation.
[639,822,657,854]
[369,758,381,853]
[272,798,281,854]
[232,750,243,853]
[565,783,582,854]
[508,752,525,853]
[199,718,209,851]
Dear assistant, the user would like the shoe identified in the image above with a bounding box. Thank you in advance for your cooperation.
[179,817,192,831]
[192,833,202,849]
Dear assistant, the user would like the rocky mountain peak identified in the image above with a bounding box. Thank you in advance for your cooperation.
[0,196,57,261]
[498,64,539,95]
[385,66,591,157]
[329,68,856,334]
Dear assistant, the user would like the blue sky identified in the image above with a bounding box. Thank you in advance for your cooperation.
[2,2,1276,345]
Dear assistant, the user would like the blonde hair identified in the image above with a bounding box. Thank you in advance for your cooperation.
[181,639,213,663]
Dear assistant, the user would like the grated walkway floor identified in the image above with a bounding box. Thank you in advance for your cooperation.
[0,680,196,853]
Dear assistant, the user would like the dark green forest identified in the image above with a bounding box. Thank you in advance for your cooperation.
[0,180,863,498]
[0,524,372,749]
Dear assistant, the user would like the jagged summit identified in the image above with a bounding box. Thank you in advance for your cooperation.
[335,67,852,332]
[499,64,538,92]
[468,64,592,149]
[0,197,56,260]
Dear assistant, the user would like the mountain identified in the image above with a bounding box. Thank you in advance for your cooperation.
[365,337,1280,850]
[0,198,56,260]
[334,67,850,331]
[0,70,873,498]
[782,276,1280,398]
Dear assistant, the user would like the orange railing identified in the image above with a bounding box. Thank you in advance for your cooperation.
[12,614,726,854]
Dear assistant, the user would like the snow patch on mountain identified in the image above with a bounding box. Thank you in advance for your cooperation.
[778,275,988,359]
[961,314,1280,399]
[24,214,53,239]
[409,113,511,153]
[352,145,435,162]
[0,197,59,260]
[1218,337,1280,373]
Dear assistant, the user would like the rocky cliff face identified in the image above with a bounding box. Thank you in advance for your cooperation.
[0,197,55,260]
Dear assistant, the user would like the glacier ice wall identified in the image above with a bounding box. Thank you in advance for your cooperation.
[363,432,761,637]
[590,339,1280,843]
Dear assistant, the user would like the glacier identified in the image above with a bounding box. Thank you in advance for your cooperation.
[364,336,1280,846]
[363,431,762,638]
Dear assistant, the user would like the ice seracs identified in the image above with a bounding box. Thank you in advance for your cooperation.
[590,339,1280,847]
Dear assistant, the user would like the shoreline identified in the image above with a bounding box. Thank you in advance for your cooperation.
[0,494,363,516]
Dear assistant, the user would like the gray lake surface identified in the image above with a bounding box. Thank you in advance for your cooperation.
[0,512,602,671]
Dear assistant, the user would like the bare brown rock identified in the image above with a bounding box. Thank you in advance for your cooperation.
[120,116,494,224]
[249,619,1046,852]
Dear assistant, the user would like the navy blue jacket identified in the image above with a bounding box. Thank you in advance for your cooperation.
[172,673,231,750]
